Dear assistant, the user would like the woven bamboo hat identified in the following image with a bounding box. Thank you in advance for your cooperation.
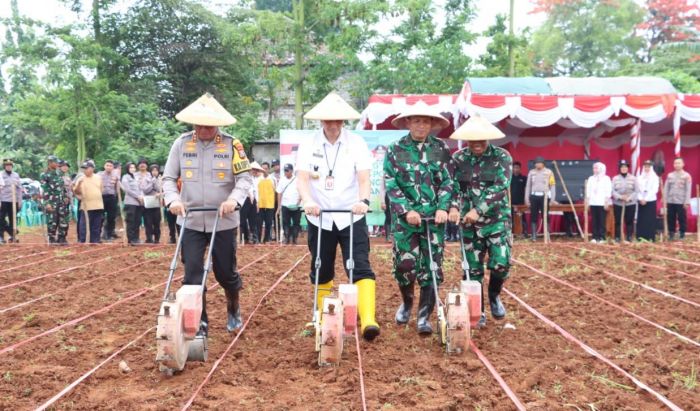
[304,92,361,121]
[175,93,237,126]
[391,101,450,131]
[450,115,505,141]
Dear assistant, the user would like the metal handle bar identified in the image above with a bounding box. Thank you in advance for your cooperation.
[162,206,223,300]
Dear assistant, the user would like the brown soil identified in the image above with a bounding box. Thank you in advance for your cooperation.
[0,239,697,410]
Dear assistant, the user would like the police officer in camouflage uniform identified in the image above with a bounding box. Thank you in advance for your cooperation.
[40,156,71,244]
[448,116,512,327]
[384,103,454,334]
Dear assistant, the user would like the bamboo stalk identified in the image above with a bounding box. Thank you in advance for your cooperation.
[11,182,18,242]
[84,208,90,244]
[661,177,668,242]
[620,202,626,242]
[544,190,550,244]
[552,160,584,240]
[584,178,589,242]
[117,184,128,246]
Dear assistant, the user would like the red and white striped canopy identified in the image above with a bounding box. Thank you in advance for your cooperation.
[357,79,700,156]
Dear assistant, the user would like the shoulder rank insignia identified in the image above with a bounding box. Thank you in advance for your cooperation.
[231,138,251,174]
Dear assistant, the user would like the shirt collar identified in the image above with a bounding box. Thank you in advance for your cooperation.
[317,128,347,147]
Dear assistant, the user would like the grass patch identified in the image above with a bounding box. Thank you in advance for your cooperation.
[144,251,164,259]
[590,372,634,391]
[3,371,12,382]
[672,363,697,391]
[54,250,72,257]
[61,344,77,352]
[22,313,36,324]
[399,376,424,386]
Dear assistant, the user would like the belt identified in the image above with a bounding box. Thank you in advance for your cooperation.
[531,192,545,196]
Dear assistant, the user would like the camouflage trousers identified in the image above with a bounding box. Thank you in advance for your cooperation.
[47,203,70,240]
[392,219,445,288]
[462,225,512,283]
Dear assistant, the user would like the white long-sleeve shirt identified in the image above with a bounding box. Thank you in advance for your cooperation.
[637,171,660,202]
[586,164,612,207]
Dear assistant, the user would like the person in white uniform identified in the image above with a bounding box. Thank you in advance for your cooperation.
[296,92,380,341]
[586,162,612,243]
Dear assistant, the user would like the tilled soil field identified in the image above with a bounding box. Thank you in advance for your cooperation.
[0,237,698,410]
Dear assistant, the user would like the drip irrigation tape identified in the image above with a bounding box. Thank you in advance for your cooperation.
[513,258,700,348]
[181,253,309,410]
[469,341,527,411]
[35,326,155,411]
[505,287,683,411]
[561,245,700,281]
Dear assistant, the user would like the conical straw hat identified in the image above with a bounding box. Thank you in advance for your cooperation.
[175,93,237,126]
[304,92,361,121]
[391,101,450,131]
[450,115,505,141]
[250,161,264,171]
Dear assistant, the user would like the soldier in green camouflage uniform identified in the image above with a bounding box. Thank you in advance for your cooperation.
[448,116,512,327]
[384,103,453,335]
[40,156,70,244]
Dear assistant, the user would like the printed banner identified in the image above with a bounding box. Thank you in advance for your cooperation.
[280,129,405,226]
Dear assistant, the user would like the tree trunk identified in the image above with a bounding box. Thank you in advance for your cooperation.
[293,0,304,129]
[508,0,515,77]
[92,0,102,79]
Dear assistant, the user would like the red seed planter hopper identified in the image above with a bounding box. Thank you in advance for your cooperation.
[156,207,220,374]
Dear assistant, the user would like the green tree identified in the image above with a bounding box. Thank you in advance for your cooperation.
[477,14,533,77]
[530,0,645,76]
[255,0,387,127]
[361,0,477,95]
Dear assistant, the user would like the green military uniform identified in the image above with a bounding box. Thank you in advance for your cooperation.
[384,134,454,287]
[384,103,453,335]
[452,144,512,283]
[40,157,70,243]
[449,115,512,325]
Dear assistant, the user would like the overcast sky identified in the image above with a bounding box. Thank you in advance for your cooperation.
[0,0,546,56]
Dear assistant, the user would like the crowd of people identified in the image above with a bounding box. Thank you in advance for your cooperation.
[509,156,693,243]
[0,155,303,247]
[0,91,696,353]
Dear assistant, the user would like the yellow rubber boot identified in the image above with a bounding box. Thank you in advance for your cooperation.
[316,280,334,317]
[356,279,380,341]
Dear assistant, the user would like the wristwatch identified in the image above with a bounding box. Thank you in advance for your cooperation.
[361,199,370,206]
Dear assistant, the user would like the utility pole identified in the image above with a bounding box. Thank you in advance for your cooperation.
[508,0,515,77]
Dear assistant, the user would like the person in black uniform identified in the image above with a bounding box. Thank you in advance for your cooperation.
[510,161,527,236]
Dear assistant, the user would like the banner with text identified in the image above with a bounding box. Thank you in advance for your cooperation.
[279,129,405,226]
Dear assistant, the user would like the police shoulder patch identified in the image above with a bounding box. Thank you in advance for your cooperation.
[231,137,251,174]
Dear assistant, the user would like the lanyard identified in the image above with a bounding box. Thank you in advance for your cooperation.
[323,142,341,177]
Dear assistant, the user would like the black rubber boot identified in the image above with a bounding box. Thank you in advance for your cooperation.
[57,236,68,246]
[198,294,208,337]
[530,223,537,241]
[477,282,487,328]
[394,283,414,324]
[225,288,242,332]
[416,286,435,335]
[488,276,506,319]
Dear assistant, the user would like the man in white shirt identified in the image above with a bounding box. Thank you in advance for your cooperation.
[276,163,301,244]
[296,92,380,341]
